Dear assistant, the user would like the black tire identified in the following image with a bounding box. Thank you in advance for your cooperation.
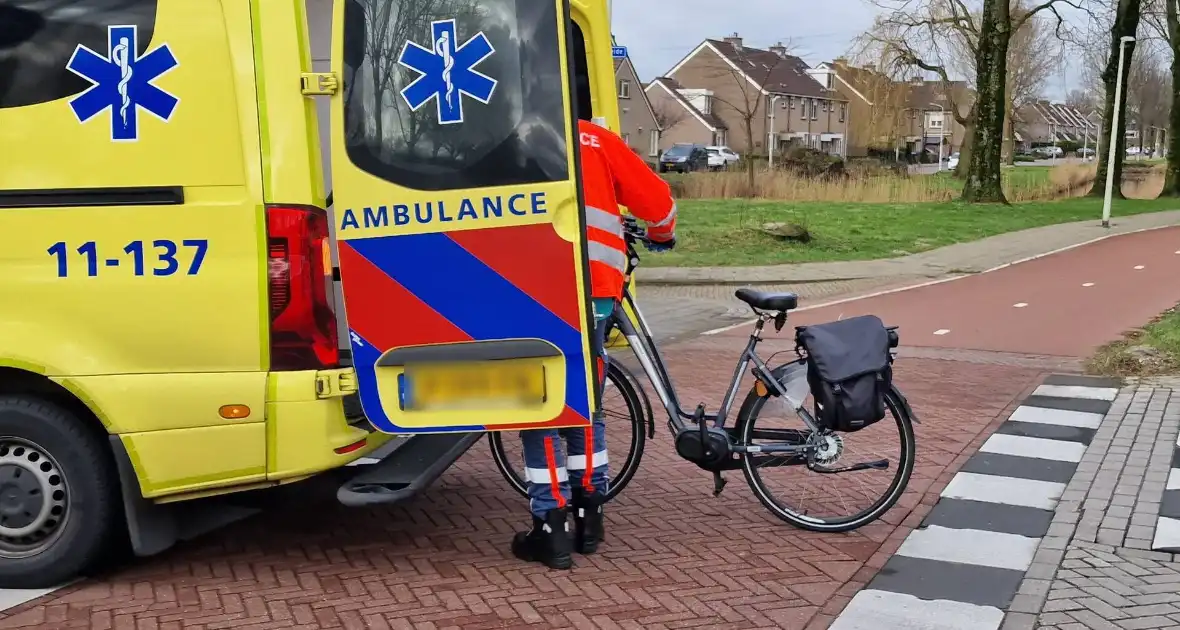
[0,396,121,588]
[489,361,647,501]
[735,366,916,533]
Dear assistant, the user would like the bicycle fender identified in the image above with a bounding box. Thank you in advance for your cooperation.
[889,384,919,423]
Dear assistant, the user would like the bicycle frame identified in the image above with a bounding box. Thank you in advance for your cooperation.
[607,250,822,454]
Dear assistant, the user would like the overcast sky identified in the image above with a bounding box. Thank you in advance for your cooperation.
[609,0,1076,100]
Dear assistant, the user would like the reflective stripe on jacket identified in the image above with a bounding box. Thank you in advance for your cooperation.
[578,119,677,300]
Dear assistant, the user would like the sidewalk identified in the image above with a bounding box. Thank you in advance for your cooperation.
[640,210,1180,286]
[825,374,1180,630]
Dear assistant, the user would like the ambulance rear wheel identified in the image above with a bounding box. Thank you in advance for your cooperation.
[0,397,120,589]
[488,362,647,502]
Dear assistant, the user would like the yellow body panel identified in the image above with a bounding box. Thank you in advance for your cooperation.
[0,0,388,503]
[0,0,612,504]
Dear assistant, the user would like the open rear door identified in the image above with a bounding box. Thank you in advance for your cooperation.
[329,0,595,434]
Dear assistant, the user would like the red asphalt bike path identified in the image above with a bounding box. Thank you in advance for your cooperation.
[733,226,1180,358]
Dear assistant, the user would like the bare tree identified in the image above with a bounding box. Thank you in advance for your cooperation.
[1087,0,1144,198]
[863,0,1090,203]
[694,37,798,194]
[1142,0,1180,193]
[1004,8,1062,164]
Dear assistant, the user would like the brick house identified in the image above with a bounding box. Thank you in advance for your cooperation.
[811,59,909,157]
[643,77,729,153]
[899,79,973,160]
[613,55,662,163]
[1017,100,1098,150]
[657,34,850,158]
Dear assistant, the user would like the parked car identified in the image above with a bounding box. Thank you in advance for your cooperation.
[946,152,960,170]
[659,144,709,173]
[1078,147,1095,159]
[705,145,740,170]
[1034,146,1064,158]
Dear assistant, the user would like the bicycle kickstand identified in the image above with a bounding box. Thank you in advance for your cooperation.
[712,471,727,497]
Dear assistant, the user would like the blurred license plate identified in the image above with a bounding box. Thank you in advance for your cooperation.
[401,363,546,411]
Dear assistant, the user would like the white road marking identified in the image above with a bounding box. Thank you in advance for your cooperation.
[1082,282,1095,287]
[830,590,1004,630]
[1008,405,1103,429]
[1013,302,1028,308]
[0,585,69,613]
[940,472,1065,510]
[1033,384,1119,401]
[1134,265,1145,270]
[896,525,1039,571]
[980,434,1085,463]
[1167,468,1180,491]
[933,329,950,335]
[1152,516,1180,551]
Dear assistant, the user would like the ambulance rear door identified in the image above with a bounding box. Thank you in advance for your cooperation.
[328,0,596,434]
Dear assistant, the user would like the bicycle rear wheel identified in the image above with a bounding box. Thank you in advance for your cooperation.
[735,361,916,533]
[488,361,648,501]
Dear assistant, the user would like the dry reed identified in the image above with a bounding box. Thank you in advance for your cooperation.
[667,162,1166,203]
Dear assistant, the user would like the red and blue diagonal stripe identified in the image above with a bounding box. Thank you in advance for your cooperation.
[337,224,593,434]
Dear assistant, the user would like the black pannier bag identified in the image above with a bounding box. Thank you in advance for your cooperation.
[795,315,893,432]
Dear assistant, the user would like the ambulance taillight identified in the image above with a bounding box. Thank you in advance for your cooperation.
[265,205,340,371]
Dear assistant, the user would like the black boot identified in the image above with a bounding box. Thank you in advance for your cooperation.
[572,488,606,555]
[511,509,573,569]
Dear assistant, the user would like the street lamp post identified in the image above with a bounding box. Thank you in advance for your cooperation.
[768,95,782,168]
[931,103,946,171]
[1103,35,1135,228]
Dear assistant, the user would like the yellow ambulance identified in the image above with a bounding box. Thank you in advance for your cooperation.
[0,0,618,588]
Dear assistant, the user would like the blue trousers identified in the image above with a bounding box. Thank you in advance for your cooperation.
[520,298,613,517]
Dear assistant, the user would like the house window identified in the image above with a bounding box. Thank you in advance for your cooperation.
[840,103,846,123]
[811,100,818,121]
[619,79,630,99]
[700,97,711,114]
[789,96,796,109]
[930,118,943,129]
[801,99,808,120]
[649,130,659,157]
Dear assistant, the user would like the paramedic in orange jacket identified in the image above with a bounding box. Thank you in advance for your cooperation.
[512,119,678,569]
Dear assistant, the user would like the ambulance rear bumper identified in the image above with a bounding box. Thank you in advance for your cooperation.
[336,432,483,506]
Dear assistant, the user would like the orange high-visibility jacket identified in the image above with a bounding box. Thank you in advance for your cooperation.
[578,119,677,300]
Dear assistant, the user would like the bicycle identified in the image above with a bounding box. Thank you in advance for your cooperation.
[490,218,918,532]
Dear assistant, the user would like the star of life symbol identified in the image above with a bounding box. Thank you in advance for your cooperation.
[397,19,497,125]
[65,25,179,142]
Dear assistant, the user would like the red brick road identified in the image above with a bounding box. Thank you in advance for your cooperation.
[7,228,1176,629]
[0,338,1040,630]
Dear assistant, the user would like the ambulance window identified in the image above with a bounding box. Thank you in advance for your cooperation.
[0,0,158,110]
[569,22,591,121]
[342,0,569,192]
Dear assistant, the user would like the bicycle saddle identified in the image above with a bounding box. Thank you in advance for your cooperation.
[734,288,798,312]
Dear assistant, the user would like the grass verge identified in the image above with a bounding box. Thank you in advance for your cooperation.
[650,197,1180,267]
[1086,304,1180,376]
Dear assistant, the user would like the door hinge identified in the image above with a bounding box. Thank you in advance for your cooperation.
[301,72,339,96]
[316,368,357,398]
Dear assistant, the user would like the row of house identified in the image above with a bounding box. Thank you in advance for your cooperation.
[612,33,1111,163]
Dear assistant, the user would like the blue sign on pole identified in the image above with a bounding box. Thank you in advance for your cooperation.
[611,46,627,59]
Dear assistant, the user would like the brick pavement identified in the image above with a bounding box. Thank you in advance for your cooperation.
[1000,382,1180,630]
[0,333,1045,630]
[822,376,1180,630]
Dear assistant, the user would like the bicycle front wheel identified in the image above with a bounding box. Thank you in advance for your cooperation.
[488,361,648,502]
[735,361,916,533]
